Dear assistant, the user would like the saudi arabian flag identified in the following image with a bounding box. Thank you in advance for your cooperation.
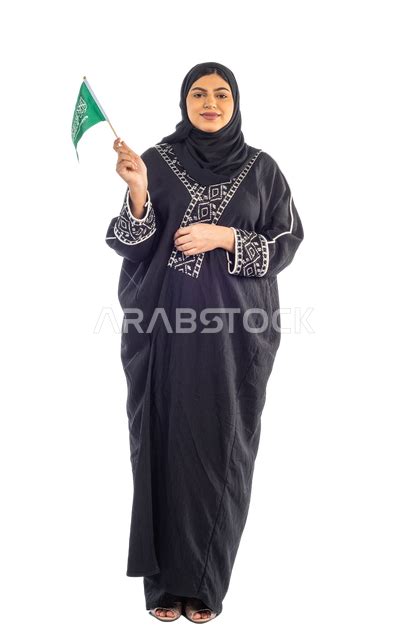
[71,77,108,161]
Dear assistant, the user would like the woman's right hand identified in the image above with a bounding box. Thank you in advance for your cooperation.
[113,137,148,195]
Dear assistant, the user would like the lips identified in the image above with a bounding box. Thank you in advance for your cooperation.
[201,113,220,120]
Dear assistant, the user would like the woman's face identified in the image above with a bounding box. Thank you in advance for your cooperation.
[186,73,234,132]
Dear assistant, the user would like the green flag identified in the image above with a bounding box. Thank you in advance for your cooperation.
[71,77,107,161]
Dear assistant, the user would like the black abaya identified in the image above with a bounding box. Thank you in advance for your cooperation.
[105,142,304,616]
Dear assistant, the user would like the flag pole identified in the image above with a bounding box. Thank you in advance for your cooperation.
[83,76,120,139]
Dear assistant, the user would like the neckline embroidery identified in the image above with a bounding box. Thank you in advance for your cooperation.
[154,142,261,191]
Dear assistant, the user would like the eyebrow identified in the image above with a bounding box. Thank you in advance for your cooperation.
[190,86,230,92]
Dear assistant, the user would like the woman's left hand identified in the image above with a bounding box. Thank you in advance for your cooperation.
[174,223,231,256]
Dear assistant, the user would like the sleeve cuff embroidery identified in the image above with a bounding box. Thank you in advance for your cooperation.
[113,187,156,245]
[225,228,269,277]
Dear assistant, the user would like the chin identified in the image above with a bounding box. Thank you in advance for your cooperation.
[196,121,222,132]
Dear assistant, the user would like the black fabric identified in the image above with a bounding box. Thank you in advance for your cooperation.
[159,61,255,185]
[105,142,304,616]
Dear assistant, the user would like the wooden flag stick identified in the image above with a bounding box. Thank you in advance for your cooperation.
[83,75,120,139]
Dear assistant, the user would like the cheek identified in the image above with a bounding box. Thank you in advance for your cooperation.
[224,102,234,116]
[187,103,199,119]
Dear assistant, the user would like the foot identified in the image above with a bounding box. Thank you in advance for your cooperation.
[150,600,182,621]
[192,609,212,621]
[185,597,217,622]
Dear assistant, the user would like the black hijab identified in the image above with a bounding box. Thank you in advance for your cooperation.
[159,61,259,186]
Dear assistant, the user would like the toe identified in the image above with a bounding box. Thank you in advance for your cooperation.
[156,607,176,618]
[193,610,209,619]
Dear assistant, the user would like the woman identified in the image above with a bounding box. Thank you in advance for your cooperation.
[105,61,304,623]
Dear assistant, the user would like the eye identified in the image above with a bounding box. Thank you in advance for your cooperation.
[191,93,229,99]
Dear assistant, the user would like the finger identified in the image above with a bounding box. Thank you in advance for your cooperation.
[113,138,125,150]
[117,152,135,162]
[117,160,137,171]
[114,140,130,154]
[117,158,137,165]
[114,139,133,154]
[115,145,141,163]
[176,239,194,249]
[116,139,138,156]
[174,227,192,239]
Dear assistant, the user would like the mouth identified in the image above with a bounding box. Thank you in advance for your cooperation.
[200,113,221,120]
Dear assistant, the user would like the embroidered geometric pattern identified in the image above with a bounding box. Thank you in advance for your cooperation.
[225,193,295,277]
[113,187,156,245]
[226,228,269,277]
[154,143,263,279]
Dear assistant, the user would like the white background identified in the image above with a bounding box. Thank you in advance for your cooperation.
[1,1,407,638]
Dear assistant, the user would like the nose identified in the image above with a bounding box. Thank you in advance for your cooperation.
[204,97,216,109]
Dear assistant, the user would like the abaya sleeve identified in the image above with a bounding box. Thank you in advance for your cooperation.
[225,156,304,278]
[105,151,159,264]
